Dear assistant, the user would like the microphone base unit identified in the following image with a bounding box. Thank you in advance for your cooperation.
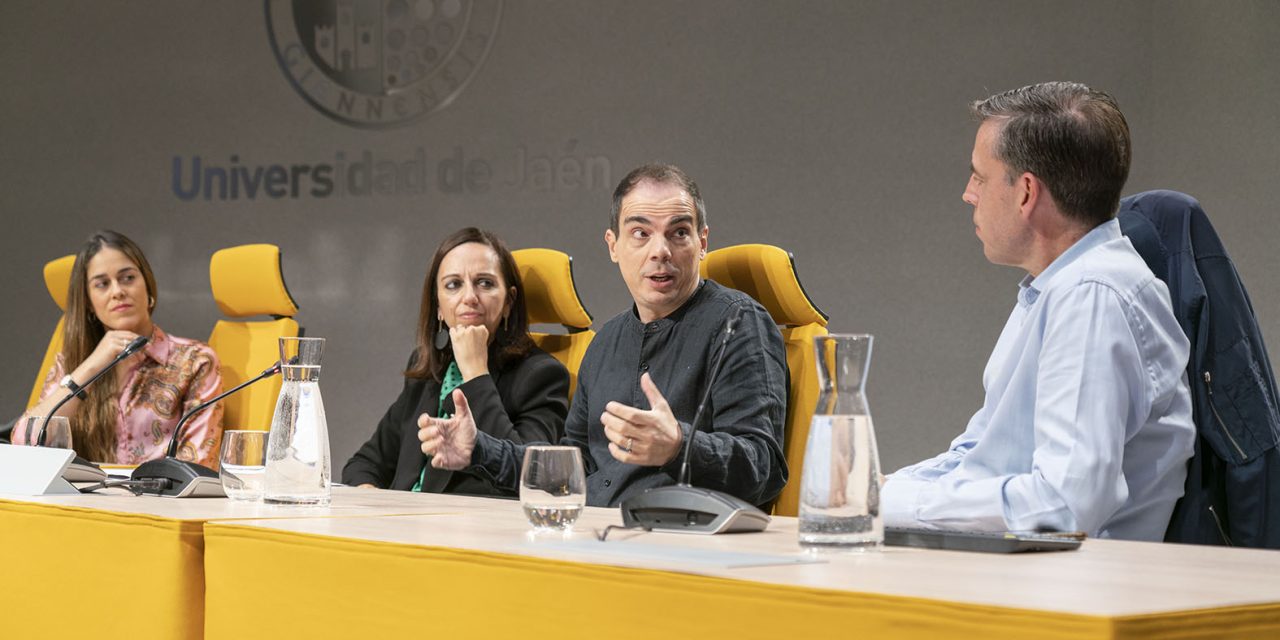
[64,456,108,483]
[620,485,770,534]
[132,457,225,498]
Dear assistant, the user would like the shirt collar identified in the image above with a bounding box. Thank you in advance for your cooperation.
[629,279,708,329]
[142,325,171,364]
[1017,218,1121,307]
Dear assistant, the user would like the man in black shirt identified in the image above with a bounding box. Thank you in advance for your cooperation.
[421,163,788,507]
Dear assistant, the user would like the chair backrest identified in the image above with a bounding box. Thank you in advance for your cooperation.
[28,255,77,409]
[512,248,594,400]
[700,244,829,516]
[207,244,300,431]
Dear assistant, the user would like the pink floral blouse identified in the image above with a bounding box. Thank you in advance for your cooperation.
[15,326,224,468]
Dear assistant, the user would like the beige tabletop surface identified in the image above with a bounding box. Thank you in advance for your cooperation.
[207,492,1280,619]
[0,484,504,521]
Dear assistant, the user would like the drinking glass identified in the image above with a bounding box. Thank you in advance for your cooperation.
[220,430,268,501]
[25,416,72,450]
[520,446,586,531]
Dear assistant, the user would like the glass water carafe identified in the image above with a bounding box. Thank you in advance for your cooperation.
[799,334,882,550]
[264,337,331,506]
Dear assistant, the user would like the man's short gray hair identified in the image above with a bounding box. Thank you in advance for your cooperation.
[972,81,1131,227]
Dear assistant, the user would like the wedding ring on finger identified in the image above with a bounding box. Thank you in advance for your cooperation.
[624,437,634,453]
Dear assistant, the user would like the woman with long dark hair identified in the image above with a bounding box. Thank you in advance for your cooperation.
[15,230,224,466]
[343,227,569,494]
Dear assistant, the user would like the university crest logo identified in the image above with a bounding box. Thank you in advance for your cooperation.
[265,0,502,129]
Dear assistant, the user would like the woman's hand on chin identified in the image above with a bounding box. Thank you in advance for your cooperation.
[78,329,144,377]
[450,324,490,381]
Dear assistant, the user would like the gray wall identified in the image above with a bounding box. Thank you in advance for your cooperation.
[3,1,1277,474]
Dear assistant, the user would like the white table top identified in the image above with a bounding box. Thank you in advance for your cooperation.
[208,491,1280,618]
[10,485,1280,618]
[0,484,505,521]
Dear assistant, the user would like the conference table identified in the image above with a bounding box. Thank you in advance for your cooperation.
[4,487,1280,639]
[0,487,474,639]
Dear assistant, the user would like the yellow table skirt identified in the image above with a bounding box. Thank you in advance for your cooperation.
[0,499,204,640]
[203,522,1279,640]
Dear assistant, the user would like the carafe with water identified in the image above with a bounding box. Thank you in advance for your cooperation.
[799,334,882,550]
[264,337,331,506]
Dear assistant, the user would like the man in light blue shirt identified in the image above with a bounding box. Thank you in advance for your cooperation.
[882,82,1195,541]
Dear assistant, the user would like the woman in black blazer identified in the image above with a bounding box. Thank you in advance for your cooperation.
[342,227,569,495]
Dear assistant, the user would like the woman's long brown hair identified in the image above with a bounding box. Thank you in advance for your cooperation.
[405,227,534,381]
[62,230,158,462]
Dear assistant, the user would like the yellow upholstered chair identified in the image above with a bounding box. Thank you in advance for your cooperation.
[512,248,594,400]
[207,244,300,431]
[700,244,829,516]
[28,255,77,409]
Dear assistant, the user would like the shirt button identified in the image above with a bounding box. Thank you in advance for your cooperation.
[640,362,649,372]
[604,479,612,487]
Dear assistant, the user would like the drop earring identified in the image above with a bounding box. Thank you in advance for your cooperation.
[434,318,449,350]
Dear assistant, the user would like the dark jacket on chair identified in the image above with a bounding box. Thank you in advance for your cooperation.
[1119,190,1280,548]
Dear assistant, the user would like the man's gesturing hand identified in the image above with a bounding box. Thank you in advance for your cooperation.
[419,388,478,469]
[601,373,685,466]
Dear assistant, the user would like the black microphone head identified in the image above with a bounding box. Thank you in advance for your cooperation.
[726,305,745,333]
[121,336,150,357]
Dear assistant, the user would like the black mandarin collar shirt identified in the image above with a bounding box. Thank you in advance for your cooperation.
[470,279,789,507]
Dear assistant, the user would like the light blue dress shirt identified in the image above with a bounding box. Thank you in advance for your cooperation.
[883,219,1195,541]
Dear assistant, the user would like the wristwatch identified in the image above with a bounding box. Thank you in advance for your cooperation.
[59,374,87,400]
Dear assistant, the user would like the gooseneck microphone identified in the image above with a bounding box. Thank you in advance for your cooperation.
[37,335,150,447]
[616,305,771,535]
[132,360,283,497]
[676,305,743,487]
[167,360,282,458]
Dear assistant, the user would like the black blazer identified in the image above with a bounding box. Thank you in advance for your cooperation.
[342,348,569,496]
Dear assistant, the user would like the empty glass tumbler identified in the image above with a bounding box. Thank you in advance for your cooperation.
[264,337,331,506]
[24,416,71,450]
[220,430,268,501]
[799,334,883,550]
[520,446,586,531]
